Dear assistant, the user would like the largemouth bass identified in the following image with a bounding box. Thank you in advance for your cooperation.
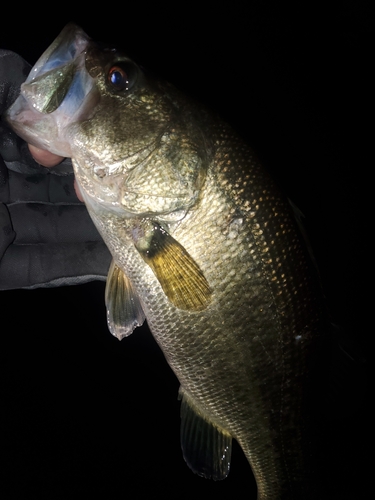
[6,24,329,499]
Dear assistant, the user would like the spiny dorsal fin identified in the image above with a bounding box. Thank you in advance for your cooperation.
[132,220,211,311]
[105,259,146,340]
[179,388,232,480]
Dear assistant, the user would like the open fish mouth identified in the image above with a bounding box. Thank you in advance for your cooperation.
[5,24,96,156]
[21,23,91,113]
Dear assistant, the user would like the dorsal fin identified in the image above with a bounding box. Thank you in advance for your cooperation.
[105,259,146,340]
[179,388,232,480]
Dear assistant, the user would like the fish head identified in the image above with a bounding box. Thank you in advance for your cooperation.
[5,24,93,157]
[6,23,208,221]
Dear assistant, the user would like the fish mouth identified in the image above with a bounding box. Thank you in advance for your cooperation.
[5,24,97,156]
[21,23,91,114]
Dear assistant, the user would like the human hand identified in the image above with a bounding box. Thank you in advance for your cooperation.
[0,49,111,290]
[28,144,65,168]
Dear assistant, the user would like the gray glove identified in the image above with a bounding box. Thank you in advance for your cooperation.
[0,49,111,290]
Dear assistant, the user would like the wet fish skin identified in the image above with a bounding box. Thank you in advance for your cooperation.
[5,24,328,499]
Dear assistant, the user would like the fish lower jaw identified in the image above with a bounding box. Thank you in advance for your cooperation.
[6,111,72,157]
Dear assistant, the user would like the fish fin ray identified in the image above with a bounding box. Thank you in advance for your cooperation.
[178,388,232,480]
[105,259,146,340]
[133,220,211,311]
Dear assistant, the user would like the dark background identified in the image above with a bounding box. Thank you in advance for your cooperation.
[1,3,371,498]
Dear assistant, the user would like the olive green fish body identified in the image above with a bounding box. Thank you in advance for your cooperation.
[82,116,325,498]
[5,24,327,499]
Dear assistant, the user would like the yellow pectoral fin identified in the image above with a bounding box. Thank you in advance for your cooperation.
[133,221,211,311]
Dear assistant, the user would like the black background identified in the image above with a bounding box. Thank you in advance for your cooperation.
[1,3,371,498]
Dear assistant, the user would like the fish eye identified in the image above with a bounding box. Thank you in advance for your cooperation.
[107,62,136,92]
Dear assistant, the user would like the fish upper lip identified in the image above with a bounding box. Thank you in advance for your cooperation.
[25,23,91,84]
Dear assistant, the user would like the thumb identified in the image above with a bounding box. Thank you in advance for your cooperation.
[28,144,64,168]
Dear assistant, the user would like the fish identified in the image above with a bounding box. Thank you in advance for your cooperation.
[5,23,330,499]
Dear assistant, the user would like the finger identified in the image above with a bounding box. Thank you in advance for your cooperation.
[28,144,64,168]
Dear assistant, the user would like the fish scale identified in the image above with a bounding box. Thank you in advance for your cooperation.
[6,23,328,499]
[93,143,320,499]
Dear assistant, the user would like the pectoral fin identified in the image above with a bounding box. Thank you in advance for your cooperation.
[178,388,232,480]
[132,220,211,311]
[105,259,146,340]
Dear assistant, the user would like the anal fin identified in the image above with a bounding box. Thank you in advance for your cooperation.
[105,259,146,340]
[179,388,232,480]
